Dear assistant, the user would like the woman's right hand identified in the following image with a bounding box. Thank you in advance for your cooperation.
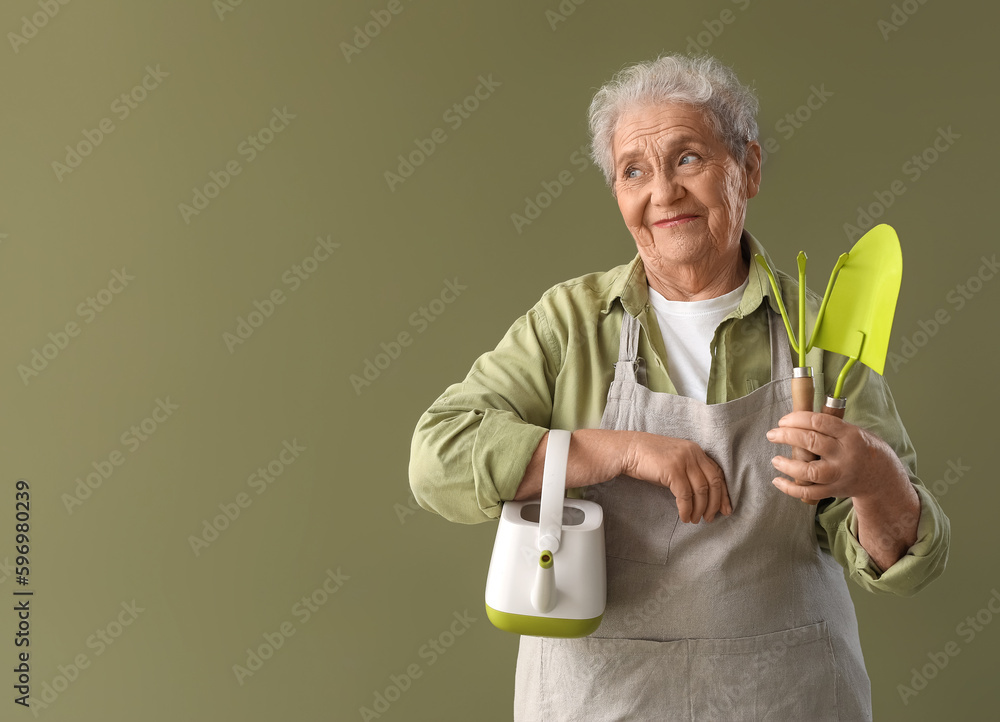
[515,429,730,524]
[622,431,731,523]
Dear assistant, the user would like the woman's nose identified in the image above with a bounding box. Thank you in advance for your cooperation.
[650,170,684,206]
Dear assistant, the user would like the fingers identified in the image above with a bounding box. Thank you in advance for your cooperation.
[700,456,729,522]
[673,481,694,524]
[771,454,824,485]
[629,433,730,524]
[767,421,839,458]
[674,455,727,524]
[771,475,829,503]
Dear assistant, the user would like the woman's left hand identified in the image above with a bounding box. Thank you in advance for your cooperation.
[765,410,907,503]
[766,410,921,571]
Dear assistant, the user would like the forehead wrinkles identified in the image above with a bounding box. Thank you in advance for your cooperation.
[613,117,711,166]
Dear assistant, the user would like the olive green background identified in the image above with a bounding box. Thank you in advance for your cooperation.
[0,0,996,720]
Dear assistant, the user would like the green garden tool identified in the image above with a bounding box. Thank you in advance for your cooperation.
[755,250,821,503]
[809,224,903,419]
[755,224,902,503]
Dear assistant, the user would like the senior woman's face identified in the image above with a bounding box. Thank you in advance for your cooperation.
[612,103,761,295]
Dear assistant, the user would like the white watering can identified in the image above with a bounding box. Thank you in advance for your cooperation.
[484,430,606,637]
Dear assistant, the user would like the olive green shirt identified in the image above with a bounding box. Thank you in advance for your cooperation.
[409,230,949,596]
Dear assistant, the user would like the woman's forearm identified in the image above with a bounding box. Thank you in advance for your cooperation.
[513,429,632,500]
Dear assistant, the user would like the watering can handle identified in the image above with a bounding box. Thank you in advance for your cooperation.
[537,429,571,554]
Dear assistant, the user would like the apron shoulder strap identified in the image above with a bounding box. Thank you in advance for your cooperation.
[612,308,644,385]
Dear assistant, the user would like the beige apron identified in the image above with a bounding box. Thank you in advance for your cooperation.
[513,305,872,721]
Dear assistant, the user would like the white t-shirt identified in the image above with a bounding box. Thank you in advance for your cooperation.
[647,277,749,402]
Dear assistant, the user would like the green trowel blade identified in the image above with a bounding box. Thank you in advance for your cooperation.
[811,224,902,375]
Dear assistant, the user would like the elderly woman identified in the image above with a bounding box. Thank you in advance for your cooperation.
[409,54,949,720]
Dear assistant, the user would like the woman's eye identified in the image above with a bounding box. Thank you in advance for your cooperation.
[679,153,699,165]
[625,167,641,179]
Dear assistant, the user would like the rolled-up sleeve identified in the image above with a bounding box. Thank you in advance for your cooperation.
[815,362,951,596]
[408,304,559,524]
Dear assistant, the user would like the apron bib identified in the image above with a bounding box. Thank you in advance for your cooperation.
[514,306,872,721]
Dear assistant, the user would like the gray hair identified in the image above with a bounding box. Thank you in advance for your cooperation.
[587,54,759,193]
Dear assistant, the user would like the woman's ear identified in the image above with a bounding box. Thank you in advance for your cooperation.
[744,140,762,199]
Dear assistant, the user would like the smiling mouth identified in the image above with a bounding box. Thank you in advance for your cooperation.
[653,214,699,227]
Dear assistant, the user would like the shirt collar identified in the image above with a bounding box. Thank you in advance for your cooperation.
[608,229,785,319]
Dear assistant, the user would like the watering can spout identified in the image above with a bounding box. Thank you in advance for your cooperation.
[530,551,556,613]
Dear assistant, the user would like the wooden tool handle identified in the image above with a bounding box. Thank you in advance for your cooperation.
[822,396,846,419]
[790,373,819,506]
